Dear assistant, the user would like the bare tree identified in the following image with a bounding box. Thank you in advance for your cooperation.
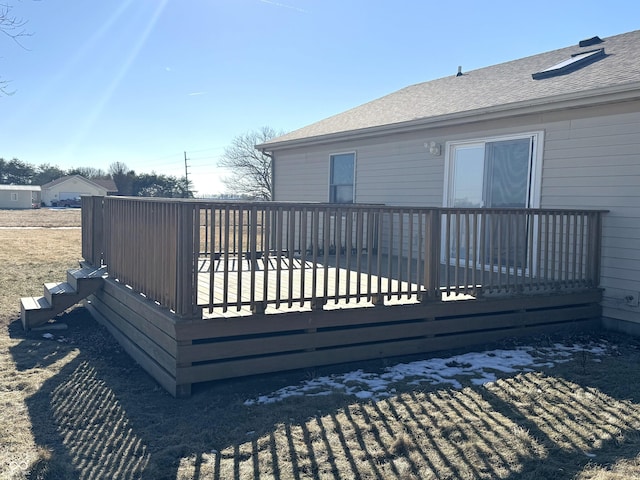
[218,126,284,200]
[109,161,136,195]
[1,2,30,95]
[68,166,108,179]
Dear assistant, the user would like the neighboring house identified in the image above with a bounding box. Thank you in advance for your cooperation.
[0,185,41,209]
[41,175,118,206]
[259,30,640,334]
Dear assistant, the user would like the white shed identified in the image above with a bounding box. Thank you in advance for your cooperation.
[0,185,41,209]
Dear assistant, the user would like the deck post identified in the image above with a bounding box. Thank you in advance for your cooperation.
[311,297,326,310]
[587,211,603,287]
[422,209,441,302]
[81,196,104,267]
[176,202,199,318]
[251,301,266,314]
[371,293,384,306]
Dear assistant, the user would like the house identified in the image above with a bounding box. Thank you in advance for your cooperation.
[258,29,640,336]
[0,185,41,209]
[41,175,118,206]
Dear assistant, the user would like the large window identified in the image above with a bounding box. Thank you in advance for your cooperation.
[329,153,355,203]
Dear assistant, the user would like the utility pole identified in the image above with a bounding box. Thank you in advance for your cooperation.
[183,151,191,198]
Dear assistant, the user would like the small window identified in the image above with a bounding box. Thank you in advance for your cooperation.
[10,193,18,202]
[329,153,355,203]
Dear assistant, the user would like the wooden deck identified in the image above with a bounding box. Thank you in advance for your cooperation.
[79,198,606,396]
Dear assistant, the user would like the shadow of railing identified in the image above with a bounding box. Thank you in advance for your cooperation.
[10,309,640,479]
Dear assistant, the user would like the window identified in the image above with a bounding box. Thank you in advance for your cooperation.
[10,193,18,202]
[329,153,355,203]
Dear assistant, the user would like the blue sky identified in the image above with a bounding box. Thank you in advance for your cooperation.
[1,0,638,195]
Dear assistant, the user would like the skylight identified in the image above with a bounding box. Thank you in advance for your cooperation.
[532,48,605,80]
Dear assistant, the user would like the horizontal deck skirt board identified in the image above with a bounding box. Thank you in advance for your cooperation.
[178,318,601,384]
[178,303,601,364]
[92,286,178,357]
[521,303,602,324]
[101,279,179,338]
[175,290,602,342]
[88,292,178,376]
[85,298,179,396]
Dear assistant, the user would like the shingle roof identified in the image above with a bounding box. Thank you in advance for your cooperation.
[91,178,118,192]
[41,175,117,192]
[261,29,640,148]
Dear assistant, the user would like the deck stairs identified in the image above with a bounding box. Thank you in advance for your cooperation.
[20,263,107,330]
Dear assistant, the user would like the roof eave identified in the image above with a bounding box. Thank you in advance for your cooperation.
[258,81,640,152]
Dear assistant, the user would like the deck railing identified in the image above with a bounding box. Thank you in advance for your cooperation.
[83,196,200,317]
[82,197,606,317]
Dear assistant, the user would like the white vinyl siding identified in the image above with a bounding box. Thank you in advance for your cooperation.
[541,108,640,323]
[355,137,444,206]
[273,150,331,202]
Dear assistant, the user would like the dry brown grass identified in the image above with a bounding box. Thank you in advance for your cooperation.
[0,207,81,228]
[3,223,640,479]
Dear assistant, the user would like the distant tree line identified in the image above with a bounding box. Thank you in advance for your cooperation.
[109,162,192,198]
[0,158,192,198]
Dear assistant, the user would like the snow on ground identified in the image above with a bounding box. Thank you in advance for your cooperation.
[244,342,612,406]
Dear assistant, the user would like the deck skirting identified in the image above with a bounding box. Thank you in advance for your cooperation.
[86,278,602,397]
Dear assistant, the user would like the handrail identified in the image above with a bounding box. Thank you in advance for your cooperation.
[81,197,607,317]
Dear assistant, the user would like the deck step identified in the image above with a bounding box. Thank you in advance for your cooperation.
[20,296,53,330]
[44,282,80,307]
[20,296,51,311]
[67,265,107,292]
[21,265,107,331]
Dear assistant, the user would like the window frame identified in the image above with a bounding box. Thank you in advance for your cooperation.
[10,193,18,202]
[328,151,356,204]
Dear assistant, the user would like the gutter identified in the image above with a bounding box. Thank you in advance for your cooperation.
[257,81,640,152]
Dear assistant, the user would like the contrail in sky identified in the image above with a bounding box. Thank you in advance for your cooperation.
[259,0,309,14]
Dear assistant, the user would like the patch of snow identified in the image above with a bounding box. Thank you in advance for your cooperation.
[244,341,611,406]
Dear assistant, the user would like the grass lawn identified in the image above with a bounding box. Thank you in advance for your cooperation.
[2,208,640,479]
[0,207,81,228]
